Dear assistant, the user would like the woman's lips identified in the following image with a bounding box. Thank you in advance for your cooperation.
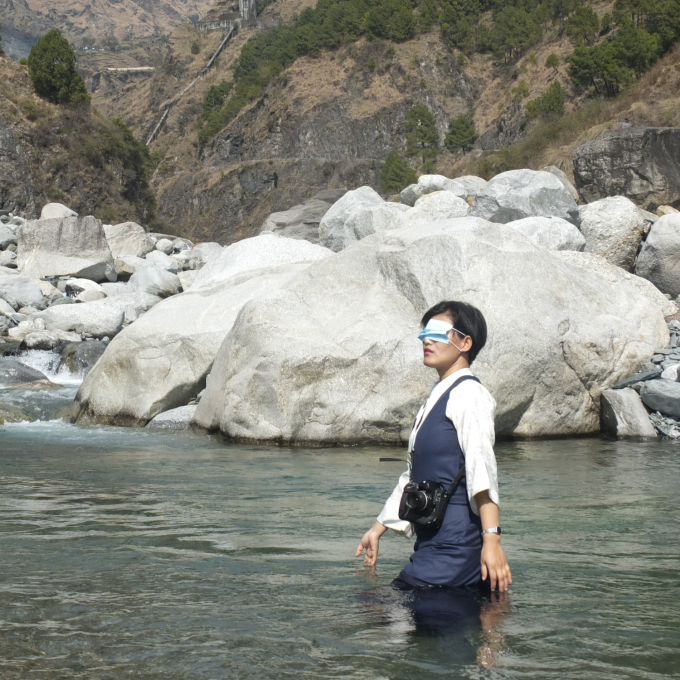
[423,349,433,356]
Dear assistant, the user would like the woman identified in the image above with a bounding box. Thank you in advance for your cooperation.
[356,300,511,591]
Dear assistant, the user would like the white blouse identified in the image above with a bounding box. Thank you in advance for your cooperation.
[376,368,499,539]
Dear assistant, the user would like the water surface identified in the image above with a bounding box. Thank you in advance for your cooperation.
[1,402,679,678]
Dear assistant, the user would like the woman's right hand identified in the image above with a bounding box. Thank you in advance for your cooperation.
[355,521,388,566]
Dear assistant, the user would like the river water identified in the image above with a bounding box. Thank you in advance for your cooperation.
[1,370,680,679]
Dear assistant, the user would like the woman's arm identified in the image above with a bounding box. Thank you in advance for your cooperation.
[476,490,512,591]
[355,520,388,566]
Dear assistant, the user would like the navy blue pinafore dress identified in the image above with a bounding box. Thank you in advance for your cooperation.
[397,376,483,588]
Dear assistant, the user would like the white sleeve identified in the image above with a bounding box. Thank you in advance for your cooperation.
[376,460,414,539]
[446,380,498,516]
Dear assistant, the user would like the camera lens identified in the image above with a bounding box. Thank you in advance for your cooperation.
[405,490,428,512]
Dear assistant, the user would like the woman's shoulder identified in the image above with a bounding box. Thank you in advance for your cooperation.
[449,373,496,412]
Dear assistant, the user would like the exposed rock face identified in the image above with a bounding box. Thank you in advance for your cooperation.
[319,186,384,251]
[600,388,657,438]
[103,222,156,259]
[191,233,332,290]
[470,170,578,224]
[191,219,668,444]
[17,216,115,282]
[506,216,585,251]
[573,127,680,209]
[260,190,348,243]
[578,196,646,271]
[73,263,311,426]
[635,213,680,297]
[640,380,680,419]
[0,115,36,216]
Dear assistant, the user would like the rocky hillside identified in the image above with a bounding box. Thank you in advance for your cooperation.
[0,0,216,59]
[0,55,157,225]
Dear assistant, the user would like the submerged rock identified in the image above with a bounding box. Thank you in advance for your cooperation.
[0,404,34,424]
[58,341,107,377]
[0,358,51,386]
[191,218,667,444]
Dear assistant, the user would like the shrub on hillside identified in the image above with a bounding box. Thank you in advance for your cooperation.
[191,41,201,54]
[406,103,439,162]
[444,115,477,153]
[380,151,416,192]
[27,30,90,105]
[525,81,565,119]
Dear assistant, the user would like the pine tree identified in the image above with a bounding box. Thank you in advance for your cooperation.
[444,115,477,153]
[545,53,560,72]
[27,29,90,105]
[405,104,439,162]
[380,151,417,192]
[566,5,600,45]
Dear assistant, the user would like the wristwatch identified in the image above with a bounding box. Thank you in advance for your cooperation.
[481,527,501,536]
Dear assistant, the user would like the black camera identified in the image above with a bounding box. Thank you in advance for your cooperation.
[398,480,447,527]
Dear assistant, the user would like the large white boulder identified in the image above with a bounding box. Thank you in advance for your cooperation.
[17,216,115,282]
[32,293,161,338]
[0,275,46,310]
[191,219,668,443]
[104,222,155,259]
[319,187,384,251]
[635,213,680,297]
[578,196,646,271]
[410,191,470,222]
[336,203,411,249]
[145,250,182,273]
[73,263,312,426]
[400,175,468,206]
[128,266,181,298]
[40,203,77,219]
[540,165,580,202]
[190,234,332,290]
[471,169,578,224]
[506,216,586,251]
[454,175,487,197]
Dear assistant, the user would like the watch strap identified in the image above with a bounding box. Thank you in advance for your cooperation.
[481,526,501,536]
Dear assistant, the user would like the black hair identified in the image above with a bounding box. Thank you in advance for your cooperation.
[421,300,488,364]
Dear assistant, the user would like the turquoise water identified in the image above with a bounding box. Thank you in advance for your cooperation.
[1,385,680,678]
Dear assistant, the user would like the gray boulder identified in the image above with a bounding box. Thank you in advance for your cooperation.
[191,242,223,262]
[410,191,470,222]
[400,176,468,206]
[260,190,347,243]
[540,166,580,202]
[101,282,129,297]
[337,203,411,248]
[40,203,77,219]
[573,127,680,209]
[144,250,182,273]
[0,250,17,268]
[0,358,51,386]
[17,215,116,282]
[578,196,645,271]
[640,379,680,419]
[635,213,680,297]
[454,175,487,197]
[128,267,181,298]
[104,222,155,259]
[114,255,148,280]
[471,169,578,224]
[155,238,174,255]
[319,186,384,251]
[177,270,198,290]
[506,216,586,252]
[190,234,332,290]
[75,290,107,303]
[145,405,198,430]
[191,218,668,444]
[0,275,46,310]
[73,262,312,426]
[7,318,46,341]
[600,388,657,438]
[0,224,17,250]
[58,341,107,377]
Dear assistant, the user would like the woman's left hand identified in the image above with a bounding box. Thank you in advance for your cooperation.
[480,536,512,591]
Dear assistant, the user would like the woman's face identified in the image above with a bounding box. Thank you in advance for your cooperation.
[422,313,473,373]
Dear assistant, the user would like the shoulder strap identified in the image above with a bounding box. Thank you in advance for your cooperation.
[445,374,480,495]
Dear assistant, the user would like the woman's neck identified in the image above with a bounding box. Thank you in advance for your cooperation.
[437,357,470,381]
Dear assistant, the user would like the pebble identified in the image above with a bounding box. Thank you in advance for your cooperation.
[652,355,664,363]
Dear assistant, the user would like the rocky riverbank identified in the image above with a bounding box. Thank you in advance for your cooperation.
[3,168,680,441]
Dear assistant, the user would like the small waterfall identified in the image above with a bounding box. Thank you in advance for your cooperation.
[14,349,83,386]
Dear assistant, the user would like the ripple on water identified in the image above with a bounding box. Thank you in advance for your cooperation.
[0,429,679,679]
